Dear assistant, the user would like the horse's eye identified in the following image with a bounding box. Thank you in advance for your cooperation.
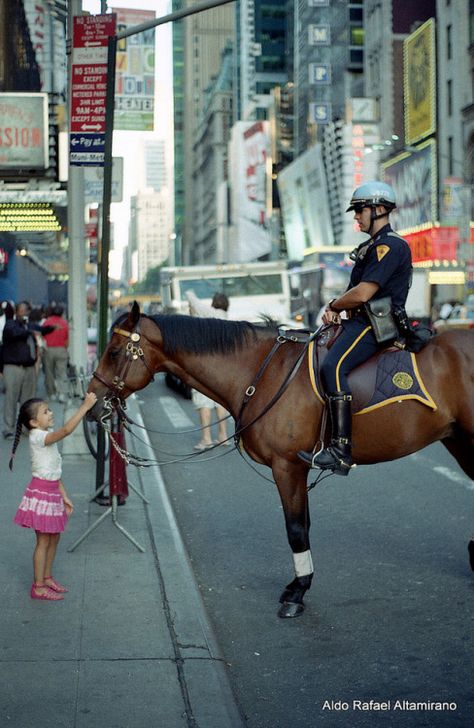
[109,348,120,360]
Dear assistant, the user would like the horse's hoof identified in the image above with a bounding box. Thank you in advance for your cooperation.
[278,601,305,618]
[468,540,474,571]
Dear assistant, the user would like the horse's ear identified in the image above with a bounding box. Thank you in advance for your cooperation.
[129,300,140,325]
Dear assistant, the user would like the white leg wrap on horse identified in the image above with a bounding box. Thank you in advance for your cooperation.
[293,550,313,577]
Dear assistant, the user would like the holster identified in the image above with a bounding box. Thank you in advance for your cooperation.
[364,296,398,344]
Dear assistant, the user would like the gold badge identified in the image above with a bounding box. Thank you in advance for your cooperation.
[376,244,390,261]
[392,372,414,390]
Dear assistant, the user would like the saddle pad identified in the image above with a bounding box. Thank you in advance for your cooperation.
[308,343,437,415]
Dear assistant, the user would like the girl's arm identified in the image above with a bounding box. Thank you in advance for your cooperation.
[58,480,73,515]
[45,392,97,445]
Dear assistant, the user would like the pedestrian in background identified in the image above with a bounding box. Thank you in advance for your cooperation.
[2,301,38,439]
[10,391,97,601]
[28,306,50,381]
[186,289,230,450]
[0,300,15,393]
[42,304,69,403]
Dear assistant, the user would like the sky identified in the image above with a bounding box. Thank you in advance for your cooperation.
[82,0,174,278]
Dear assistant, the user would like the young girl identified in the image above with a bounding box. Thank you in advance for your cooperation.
[10,392,97,601]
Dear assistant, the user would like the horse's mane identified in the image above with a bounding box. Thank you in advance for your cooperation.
[113,312,276,356]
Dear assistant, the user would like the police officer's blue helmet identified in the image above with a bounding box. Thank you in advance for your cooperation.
[346,181,396,212]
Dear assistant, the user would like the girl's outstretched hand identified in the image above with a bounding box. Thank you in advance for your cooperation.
[83,392,98,411]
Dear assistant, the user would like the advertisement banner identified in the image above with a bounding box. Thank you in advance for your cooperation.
[278,144,334,260]
[113,8,155,131]
[382,140,437,232]
[24,0,67,97]
[84,157,124,204]
[404,18,436,145]
[229,121,272,261]
[0,93,48,169]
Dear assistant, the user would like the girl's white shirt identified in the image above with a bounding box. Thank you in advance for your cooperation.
[29,428,62,480]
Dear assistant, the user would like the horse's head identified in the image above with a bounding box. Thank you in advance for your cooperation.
[87,301,161,421]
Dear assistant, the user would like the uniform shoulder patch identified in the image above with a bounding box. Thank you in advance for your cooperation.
[376,244,390,262]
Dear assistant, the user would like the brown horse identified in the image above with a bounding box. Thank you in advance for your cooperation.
[87,303,474,617]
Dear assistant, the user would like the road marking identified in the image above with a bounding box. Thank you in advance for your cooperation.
[159,396,194,429]
[432,466,474,491]
[409,452,473,492]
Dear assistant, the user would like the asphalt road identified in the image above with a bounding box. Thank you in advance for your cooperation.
[139,375,473,728]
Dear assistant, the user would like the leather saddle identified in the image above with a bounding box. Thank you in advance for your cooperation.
[279,326,436,415]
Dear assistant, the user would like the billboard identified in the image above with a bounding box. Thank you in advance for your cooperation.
[278,144,334,260]
[382,139,437,231]
[229,121,272,261]
[113,8,155,131]
[24,0,67,97]
[404,18,436,145]
[84,158,124,204]
[0,93,49,169]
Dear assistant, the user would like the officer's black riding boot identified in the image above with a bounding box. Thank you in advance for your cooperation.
[298,392,353,476]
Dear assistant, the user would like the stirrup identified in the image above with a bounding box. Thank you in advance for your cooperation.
[298,446,354,476]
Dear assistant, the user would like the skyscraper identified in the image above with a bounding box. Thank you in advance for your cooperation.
[172,0,233,263]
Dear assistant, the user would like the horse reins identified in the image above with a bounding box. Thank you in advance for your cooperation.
[233,327,321,446]
[92,320,324,473]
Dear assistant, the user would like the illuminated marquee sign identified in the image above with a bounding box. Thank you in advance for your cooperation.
[0,203,61,232]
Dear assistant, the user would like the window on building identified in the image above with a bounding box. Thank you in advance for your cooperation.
[447,79,452,116]
[448,136,454,175]
[351,28,364,46]
[350,49,363,65]
[447,24,452,60]
[350,7,363,22]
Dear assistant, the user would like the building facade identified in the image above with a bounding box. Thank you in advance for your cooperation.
[192,43,233,263]
[293,0,364,156]
[172,0,233,264]
[129,190,172,282]
[236,0,288,121]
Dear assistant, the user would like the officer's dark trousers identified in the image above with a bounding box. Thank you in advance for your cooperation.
[321,318,380,393]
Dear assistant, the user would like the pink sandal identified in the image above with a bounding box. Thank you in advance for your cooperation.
[30,583,64,601]
[44,576,68,593]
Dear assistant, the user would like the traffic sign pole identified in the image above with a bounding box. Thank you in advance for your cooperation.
[67,0,88,377]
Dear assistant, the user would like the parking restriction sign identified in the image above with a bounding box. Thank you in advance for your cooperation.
[70,14,116,166]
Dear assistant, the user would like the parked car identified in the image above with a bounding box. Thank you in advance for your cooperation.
[434,304,474,333]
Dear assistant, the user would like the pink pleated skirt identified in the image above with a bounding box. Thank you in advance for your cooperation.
[13,477,68,533]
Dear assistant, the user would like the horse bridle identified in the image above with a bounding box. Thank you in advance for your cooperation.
[92,320,155,402]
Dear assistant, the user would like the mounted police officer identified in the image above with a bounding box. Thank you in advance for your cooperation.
[298,180,413,475]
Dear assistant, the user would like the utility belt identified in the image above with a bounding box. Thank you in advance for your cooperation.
[348,297,398,344]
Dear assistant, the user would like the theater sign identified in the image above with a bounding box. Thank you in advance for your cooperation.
[0,93,49,169]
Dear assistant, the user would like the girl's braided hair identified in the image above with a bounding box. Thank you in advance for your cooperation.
[9,398,44,471]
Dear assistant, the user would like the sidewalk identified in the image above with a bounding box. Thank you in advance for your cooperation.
[0,387,244,728]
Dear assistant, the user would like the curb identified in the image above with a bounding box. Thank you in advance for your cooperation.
[128,396,246,728]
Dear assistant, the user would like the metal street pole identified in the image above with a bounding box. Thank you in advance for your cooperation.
[67,0,88,377]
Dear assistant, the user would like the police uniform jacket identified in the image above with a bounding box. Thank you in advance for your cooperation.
[348,223,412,309]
